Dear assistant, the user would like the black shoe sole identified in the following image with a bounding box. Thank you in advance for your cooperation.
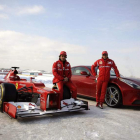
[99,106,103,109]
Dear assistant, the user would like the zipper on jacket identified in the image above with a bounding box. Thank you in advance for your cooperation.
[104,59,107,81]
[63,61,66,77]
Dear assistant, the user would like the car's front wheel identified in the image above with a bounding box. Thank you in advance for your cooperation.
[0,83,17,112]
[105,85,122,108]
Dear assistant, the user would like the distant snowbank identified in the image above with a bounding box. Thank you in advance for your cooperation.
[0,74,54,88]
[0,75,5,80]
[35,74,53,88]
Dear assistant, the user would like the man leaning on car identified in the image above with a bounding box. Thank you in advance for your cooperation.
[91,51,120,109]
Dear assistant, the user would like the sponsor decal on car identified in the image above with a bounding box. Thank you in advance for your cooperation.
[29,103,35,107]
[63,101,68,106]
[37,89,45,93]
[19,84,26,87]
[40,97,45,103]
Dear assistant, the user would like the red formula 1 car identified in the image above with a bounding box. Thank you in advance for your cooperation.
[0,67,89,118]
[71,66,140,107]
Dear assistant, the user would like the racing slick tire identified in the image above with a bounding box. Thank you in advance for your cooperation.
[0,83,17,112]
[105,85,122,108]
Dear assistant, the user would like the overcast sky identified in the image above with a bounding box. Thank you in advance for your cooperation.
[0,0,140,77]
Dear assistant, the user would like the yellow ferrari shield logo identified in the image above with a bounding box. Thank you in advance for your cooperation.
[99,61,102,64]
[16,83,18,89]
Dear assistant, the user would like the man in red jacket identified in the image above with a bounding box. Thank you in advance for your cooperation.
[91,51,120,109]
[52,51,77,102]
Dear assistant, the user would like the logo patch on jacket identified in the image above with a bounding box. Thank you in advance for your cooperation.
[67,64,70,67]
[108,61,112,64]
[99,61,102,64]
[57,63,61,67]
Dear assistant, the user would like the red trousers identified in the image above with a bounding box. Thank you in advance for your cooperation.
[56,81,77,101]
[96,80,108,103]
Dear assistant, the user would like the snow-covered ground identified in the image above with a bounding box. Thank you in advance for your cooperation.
[0,99,140,140]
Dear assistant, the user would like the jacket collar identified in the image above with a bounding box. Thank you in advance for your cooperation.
[58,59,67,64]
[101,57,109,61]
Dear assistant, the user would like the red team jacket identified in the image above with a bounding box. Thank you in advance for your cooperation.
[91,58,120,82]
[52,60,72,83]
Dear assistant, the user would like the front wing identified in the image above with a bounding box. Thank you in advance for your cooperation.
[3,99,89,118]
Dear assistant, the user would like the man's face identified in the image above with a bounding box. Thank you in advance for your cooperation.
[60,55,66,61]
[102,54,108,59]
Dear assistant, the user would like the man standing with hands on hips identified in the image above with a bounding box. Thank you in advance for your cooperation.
[91,51,120,109]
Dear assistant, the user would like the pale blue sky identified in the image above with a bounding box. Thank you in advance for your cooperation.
[0,0,140,77]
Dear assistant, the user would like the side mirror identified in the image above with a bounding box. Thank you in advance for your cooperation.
[80,71,88,75]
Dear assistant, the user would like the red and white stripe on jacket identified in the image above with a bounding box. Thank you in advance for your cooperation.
[91,58,120,81]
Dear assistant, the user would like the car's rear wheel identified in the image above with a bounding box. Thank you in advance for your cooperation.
[0,83,17,112]
[105,85,122,108]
